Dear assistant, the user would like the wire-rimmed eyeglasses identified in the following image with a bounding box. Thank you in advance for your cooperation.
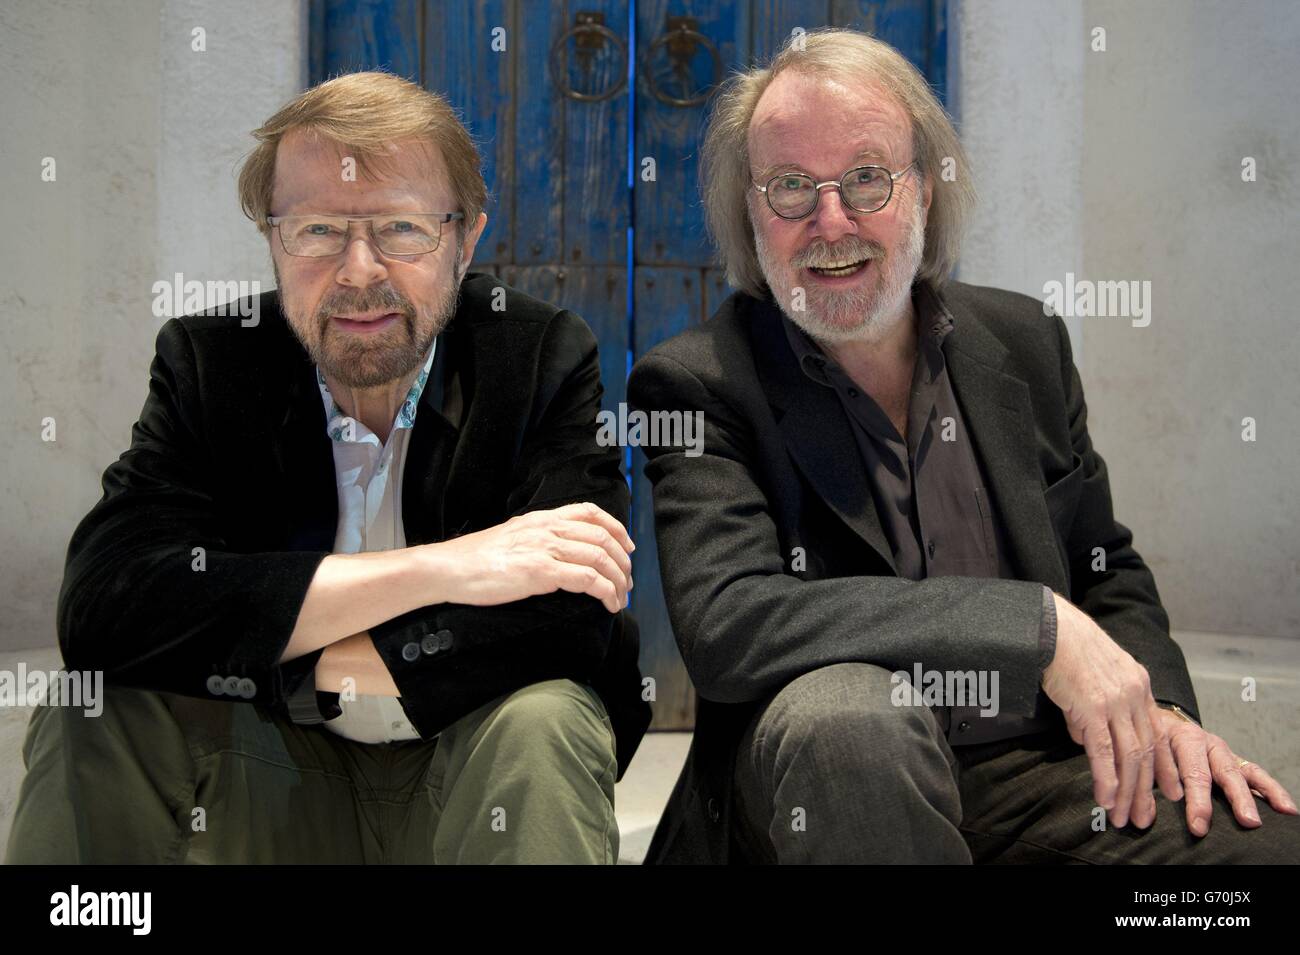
[266,212,464,257]
[753,161,917,220]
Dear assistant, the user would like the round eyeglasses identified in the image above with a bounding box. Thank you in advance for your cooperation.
[753,161,917,220]
[267,212,464,257]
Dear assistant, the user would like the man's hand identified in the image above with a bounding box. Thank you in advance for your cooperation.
[1043,593,1298,834]
[1157,708,1298,836]
[423,502,634,614]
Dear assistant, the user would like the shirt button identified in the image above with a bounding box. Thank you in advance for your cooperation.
[436,629,454,651]
[237,678,258,699]
[927,540,936,558]
[958,721,970,733]
[707,797,721,823]
[222,676,242,696]
[205,675,225,696]
[401,642,421,662]
[420,634,440,656]
[391,721,404,731]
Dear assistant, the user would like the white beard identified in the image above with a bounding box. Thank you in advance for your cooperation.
[756,190,926,346]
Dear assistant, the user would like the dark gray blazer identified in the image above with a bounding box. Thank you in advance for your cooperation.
[627,279,1197,864]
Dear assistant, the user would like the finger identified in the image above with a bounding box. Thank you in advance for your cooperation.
[1170,729,1213,837]
[1208,743,1261,829]
[550,562,621,613]
[549,540,628,603]
[1108,710,1143,828]
[549,503,634,552]
[1238,762,1300,815]
[1128,698,1157,828]
[1081,718,1119,812]
[1153,730,1183,803]
[553,520,634,584]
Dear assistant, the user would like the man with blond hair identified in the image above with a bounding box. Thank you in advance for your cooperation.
[6,72,649,864]
[628,28,1298,864]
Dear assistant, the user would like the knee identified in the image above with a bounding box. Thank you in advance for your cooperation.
[486,679,616,771]
[759,663,939,761]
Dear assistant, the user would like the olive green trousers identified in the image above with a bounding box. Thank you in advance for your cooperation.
[4,678,619,864]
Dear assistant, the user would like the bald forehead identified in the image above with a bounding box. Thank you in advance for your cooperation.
[749,71,914,181]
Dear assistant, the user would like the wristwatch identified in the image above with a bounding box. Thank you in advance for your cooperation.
[1158,702,1200,726]
[283,648,342,725]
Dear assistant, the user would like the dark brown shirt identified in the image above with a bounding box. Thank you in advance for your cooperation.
[781,281,1058,745]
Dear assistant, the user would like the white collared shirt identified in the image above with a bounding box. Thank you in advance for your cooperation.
[315,339,438,744]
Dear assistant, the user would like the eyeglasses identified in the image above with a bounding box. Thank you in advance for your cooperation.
[753,161,917,220]
[266,212,464,257]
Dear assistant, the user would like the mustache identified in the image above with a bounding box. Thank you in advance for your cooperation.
[315,285,416,325]
[791,236,885,269]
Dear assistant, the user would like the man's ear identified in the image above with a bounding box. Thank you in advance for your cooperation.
[456,212,489,278]
[922,175,934,218]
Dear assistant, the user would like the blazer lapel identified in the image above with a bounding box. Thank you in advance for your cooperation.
[749,299,897,573]
[270,323,339,553]
[402,322,462,544]
[938,289,1068,591]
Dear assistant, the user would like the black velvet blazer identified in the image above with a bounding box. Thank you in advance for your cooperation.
[57,272,650,780]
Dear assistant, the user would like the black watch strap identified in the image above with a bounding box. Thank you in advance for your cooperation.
[284,649,342,725]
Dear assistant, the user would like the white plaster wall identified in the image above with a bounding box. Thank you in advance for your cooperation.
[0,0,305,652]
[950,0,1087,357]
[1079,0,1299,638]
[953,0,1298,640]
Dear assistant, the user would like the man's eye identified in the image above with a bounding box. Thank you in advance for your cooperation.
[379,220,426,235]
[853,169,885,184]
[778,177,809,191]
[302,223,341,236]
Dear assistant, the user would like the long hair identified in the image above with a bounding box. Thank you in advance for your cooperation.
[701,28,976,297]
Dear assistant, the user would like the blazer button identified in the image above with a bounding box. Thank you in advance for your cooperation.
[206,675,225,696]
[436,629,453,650]
[420,634,439,656]
[237,678,258,699]
[958,720,970,733]
[222,676,242,696]
[707,797,720,823]
[401,642,421,662]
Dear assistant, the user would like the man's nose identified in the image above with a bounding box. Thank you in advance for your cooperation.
[810,186,858,243]
[334,223,388,288]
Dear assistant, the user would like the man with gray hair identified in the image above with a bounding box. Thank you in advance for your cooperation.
[628,28,1298,864]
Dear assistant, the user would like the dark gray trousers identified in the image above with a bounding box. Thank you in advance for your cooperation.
[732,662,1300,864]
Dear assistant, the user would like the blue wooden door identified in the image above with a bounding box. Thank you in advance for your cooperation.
[311,0,947,730]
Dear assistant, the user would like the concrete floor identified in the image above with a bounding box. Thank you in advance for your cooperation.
[1,630,1295,864]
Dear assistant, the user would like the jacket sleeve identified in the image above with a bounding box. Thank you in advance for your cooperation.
[1049,313,1199,718]
[627,349,1049,717]
[57,319,331,706]
[368,312,633,738]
